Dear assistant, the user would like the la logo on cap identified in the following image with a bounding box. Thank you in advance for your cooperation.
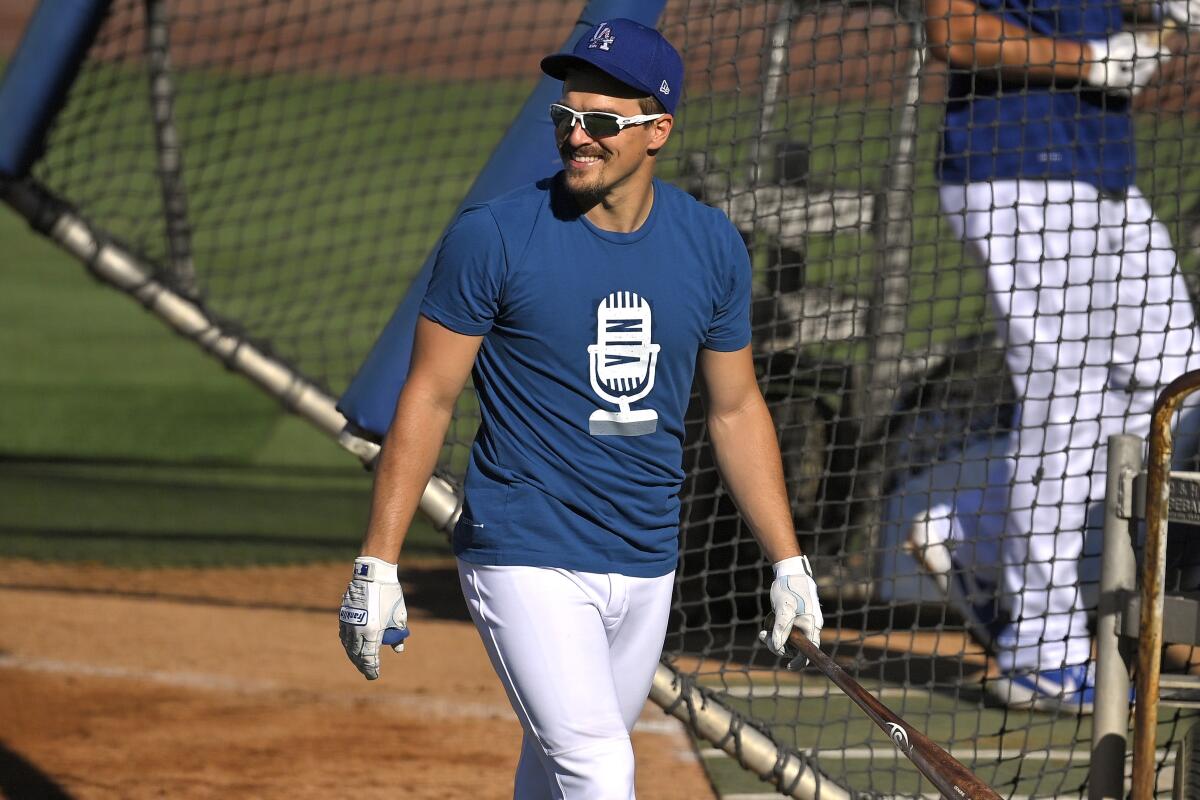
[589,22,615,51]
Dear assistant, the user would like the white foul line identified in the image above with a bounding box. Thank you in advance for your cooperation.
[0,652,692,739]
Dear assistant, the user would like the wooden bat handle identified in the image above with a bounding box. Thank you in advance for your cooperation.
[789,631,1003,800]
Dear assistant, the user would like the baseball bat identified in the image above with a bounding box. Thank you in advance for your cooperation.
[785,628,1002,800]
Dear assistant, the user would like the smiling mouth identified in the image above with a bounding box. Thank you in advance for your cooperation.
[563,150,604,168]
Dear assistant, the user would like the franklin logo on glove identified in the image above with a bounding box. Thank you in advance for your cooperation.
[339,607,367,626]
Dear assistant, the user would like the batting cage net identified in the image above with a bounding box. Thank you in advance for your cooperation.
[5,0,1200,796]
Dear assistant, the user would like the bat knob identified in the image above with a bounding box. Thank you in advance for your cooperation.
[761,612,801,660]
[382,627,410,647]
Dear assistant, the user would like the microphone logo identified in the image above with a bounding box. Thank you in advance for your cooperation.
[587,291,661,436]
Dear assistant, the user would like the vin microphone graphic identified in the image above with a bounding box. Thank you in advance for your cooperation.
[587,291,661,436]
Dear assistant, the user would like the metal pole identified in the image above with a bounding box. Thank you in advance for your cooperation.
[748,0,797,186]
[143,0,199,298]
[850,17,925,588]
[1132,370,1200,799]
[1090,433,1141,800]
[863,20,923,428]
[648,663,850,800]
[0,178,462,532]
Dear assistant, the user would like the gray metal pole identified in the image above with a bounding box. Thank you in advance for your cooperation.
[1089,433,1142,800]
[143,0,199,298]
[863,20,924,428]
[648,663,850,800]
[0,179,462,532]
[748,0,797,186]
[849,19,926,590]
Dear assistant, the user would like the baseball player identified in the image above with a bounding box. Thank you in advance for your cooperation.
[926,0,1200,712]
[338,19,823,797]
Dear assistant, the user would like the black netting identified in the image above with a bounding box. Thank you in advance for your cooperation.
[15,0,1200,795]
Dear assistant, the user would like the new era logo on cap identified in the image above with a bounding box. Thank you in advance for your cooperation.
[540,18,684,114]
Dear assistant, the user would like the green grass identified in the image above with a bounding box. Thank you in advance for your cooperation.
[0,460,362,566]
[0,66,506,567]
[31,63,536,392]
[1,202,309,464]
[0,199,445,565]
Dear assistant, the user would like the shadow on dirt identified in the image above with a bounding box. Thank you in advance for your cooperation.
[0,742,75,799]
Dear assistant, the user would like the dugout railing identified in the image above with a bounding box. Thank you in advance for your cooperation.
[1094,372,1200,800]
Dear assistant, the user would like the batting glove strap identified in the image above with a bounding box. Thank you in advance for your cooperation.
[339,556,408,681]
[1084,32,1169,97]
[773,554,814,579]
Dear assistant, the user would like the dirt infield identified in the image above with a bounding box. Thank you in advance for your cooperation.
[0,558,716,800]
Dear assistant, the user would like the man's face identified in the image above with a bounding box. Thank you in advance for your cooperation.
[556,69,667,204]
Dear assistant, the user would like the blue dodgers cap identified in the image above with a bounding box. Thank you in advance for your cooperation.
[540,19,683,114]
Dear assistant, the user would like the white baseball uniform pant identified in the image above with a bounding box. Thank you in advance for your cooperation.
[941,179,1200,671]
[457,559,675,799]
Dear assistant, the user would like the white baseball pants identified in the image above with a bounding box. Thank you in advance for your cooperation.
[457,560,675,799]
[941,180,1200,671]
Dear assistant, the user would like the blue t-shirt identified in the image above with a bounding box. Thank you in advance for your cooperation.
[420,174,752,577]
[938,0,1134,193]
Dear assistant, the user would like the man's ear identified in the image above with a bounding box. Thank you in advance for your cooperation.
[647,114,674,154]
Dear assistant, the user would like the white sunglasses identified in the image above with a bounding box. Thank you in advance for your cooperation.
[549,103,664,138]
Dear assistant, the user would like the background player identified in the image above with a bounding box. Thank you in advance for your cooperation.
[338,18,822,797]
[926,0,1200,711]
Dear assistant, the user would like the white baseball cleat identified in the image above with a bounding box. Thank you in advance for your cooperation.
[906,504,1010,651]
[985,664,1098,715]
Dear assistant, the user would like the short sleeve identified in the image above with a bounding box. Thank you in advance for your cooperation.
[420,206,506,335]
[704,224,752,352]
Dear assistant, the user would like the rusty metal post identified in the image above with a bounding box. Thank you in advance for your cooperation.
[1131,370,1200,799]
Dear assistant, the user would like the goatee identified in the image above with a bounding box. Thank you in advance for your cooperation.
[566,180,606,207]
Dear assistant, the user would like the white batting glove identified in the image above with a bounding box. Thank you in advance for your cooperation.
[759,555,824,670]
[339,556,408,681]
[1162,0,1200,30]
[1084,32,1171,97]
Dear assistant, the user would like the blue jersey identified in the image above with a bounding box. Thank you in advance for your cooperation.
[421,174,752,577]
[938,0,1134,193]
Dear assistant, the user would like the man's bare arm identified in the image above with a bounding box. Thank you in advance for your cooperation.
[925,0,1091,84]
[697,346,801,564]
[359,317,482,563]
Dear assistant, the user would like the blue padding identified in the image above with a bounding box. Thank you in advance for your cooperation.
[338,0,667,438]
[0,0,111,178]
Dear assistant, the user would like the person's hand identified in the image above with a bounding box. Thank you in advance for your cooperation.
[759,555,823,670]
[1084,32,1171,97]
[339,556,408,680]
[1162,0,1200,30]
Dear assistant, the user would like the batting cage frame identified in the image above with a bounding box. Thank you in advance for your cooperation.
[4,0,1200,796]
